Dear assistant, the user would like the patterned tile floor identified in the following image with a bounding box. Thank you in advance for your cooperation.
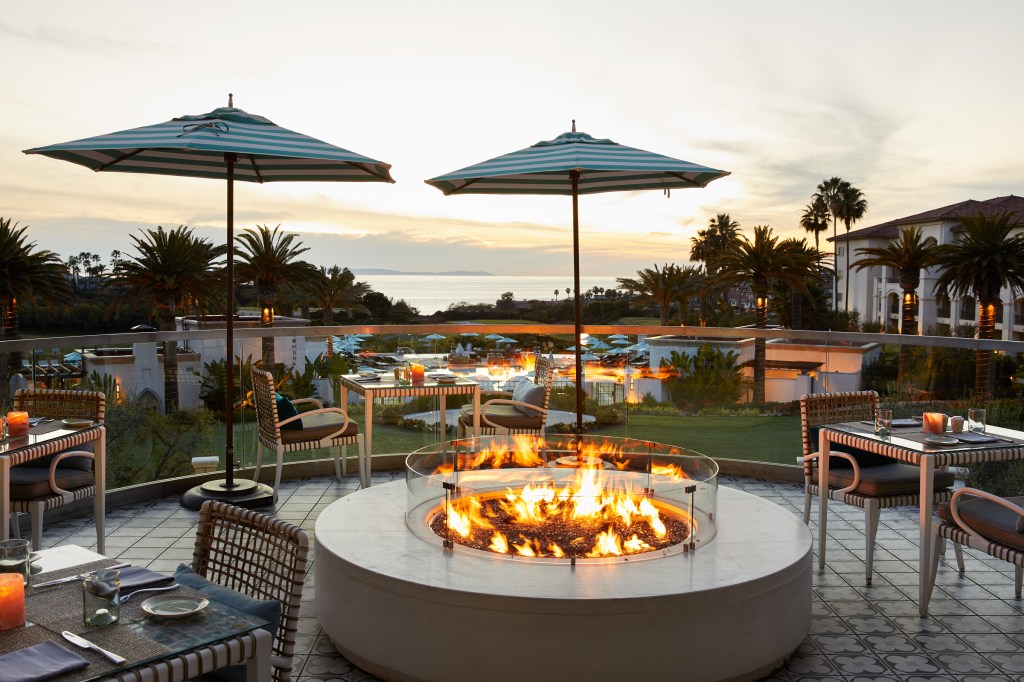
[38,472,1024,682]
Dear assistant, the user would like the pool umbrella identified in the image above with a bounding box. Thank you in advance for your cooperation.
[25,95,394,509]
[422,332,446,353]
[612,338,632,345]
[427,123,728,437]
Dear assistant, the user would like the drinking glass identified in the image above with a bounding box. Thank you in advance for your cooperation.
[83,569,120,626]
[968,408,987,434]
[0,539,30,586]
[874,409,892,440]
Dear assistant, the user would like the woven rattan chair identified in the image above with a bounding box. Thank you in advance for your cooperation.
[250,367,363,495]
[457,355,555,438]
[191,500,309,682]
[923,488,1022,615]
[800,390,955,584]
[9,388,105,550]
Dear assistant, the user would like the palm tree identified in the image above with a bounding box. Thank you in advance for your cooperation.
[814,177,847,310]
[669,265,706,325]
[109,225,225,412]
[0,219,71,383]
[307,266,371,325]
[932,211,1024,399]
[617,264,678,325]
[235,225,319,366]
[710,226,818,402]
[800,195,830,263]
[838,184,868,313]
[854,226,935,387]
[689,214,740,275]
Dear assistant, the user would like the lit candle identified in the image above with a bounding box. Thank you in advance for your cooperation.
[5,411,28,437]
[923,412,947,434]
[410,363,425,383]
[0,574,25,631]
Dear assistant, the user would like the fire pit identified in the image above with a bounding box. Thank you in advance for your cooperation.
[315,435,812,682]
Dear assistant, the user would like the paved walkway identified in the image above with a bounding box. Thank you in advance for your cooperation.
[39,473,1024,681]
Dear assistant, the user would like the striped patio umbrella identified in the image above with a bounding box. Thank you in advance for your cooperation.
[24,95,394,508]
[426,122,728,436]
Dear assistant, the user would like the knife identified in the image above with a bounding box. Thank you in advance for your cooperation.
[62,630,127,664]
[34,563,131,588]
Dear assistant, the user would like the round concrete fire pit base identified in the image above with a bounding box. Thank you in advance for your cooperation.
[315,483,811,682]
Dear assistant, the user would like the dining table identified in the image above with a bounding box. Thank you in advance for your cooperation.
[0,420,107,553]
[0,544,272,682]
[817,420,1024,616]
[338,373,481,488]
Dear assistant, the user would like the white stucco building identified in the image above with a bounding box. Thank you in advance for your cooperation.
[830,195,1024,340]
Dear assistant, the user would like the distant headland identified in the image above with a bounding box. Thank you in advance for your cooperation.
[351,269,493,276]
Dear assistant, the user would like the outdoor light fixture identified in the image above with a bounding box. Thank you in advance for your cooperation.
[261,306,274,326]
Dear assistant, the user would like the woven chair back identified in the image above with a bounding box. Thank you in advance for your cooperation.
[13,388,105,422]
[799,390,879,477]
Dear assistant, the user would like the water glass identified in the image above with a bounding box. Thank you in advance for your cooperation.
[968,408,987,433]
[874,409,892,440]
[83,569,120,626]
[0,539,30,586]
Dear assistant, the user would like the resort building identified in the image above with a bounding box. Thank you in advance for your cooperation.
[830,194,1024,340]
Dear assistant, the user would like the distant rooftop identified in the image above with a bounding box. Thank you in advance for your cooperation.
[830,194,1024,242]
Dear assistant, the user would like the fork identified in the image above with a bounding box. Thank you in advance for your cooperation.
[122,583,178,601]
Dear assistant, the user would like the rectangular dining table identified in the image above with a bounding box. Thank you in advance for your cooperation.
[818,421,1024,616]
[338,374,481,488]
[0,421,107,553]
[0,545,272,682]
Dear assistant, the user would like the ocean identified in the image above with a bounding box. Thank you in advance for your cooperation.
[355,275,625,315]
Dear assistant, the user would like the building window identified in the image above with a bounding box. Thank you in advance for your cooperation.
[996,300,1004,324]
[960,296,975,322]
[888,293,900,315]
[837,246,845,257]
[936,295,951,318]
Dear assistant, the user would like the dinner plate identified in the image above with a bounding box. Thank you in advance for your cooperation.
[61,418,93,428]
[357,371,378,378]
[924,435,958,446]
[434,376,458,384]
[141,595,209,618]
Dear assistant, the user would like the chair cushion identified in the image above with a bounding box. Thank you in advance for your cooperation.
[828,462,955,497]
[22,444,95,472]
[938,495,1024,551]
[8,466,94,500]
[808,426,894,468]
[280,420,357,444]
[511,379,545,417]
[275,393,302,430]
[460,403,543,430]
[174,564,282,682]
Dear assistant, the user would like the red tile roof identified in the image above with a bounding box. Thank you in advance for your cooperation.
[830,195,1024,242]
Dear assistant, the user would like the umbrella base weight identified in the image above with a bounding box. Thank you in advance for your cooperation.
[180,478,275,510]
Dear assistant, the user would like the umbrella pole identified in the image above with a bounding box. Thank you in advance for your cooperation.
[571,170,584,444]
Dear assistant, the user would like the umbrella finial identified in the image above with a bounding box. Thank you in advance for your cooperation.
[571,119,576,132]
[228,93,234,107]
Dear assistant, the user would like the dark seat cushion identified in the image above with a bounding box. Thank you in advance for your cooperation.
[280,420,357,444]
[9,466,94,499]
[808,425,894,468]
[22,444,95,472]
[460,403,543,430]
[938,495,1024,552]
[827,462,955,497]
[275,393,302,430]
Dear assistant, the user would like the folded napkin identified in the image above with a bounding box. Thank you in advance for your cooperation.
[119,565,174,591]
[954,432,1000,444]
[0,640,89,682]
[353,375,380,383]
[891,418,921,428]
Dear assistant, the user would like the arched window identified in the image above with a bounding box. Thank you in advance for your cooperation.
[995,300,1004,324]
[960,296,975,322]
[936,294,951,318]
[1015,298,1024,323]
[888,292,900,315]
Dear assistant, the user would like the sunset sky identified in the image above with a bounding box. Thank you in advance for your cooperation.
[3,1,1023,277]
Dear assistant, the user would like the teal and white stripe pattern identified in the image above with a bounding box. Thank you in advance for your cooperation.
[24,106,394,184]
[426,131,728,195]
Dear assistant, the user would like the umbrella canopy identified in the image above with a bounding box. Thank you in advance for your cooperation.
[588,339,610,350]
[485,333,505,340]
[427,124,728,436]
[608,334,628,339]
[423,333,446,341]
[25,96,394,507]
[497,337,518,345]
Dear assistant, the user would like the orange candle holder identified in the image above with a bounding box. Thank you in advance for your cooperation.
[410,363,425,383]
[0,573,25,631]
[6,411,28,437]
[922,412,948,434]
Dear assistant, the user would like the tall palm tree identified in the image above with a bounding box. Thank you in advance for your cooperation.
[814,177,848,311]
[800,195,831,263]
[109,225,225,412]
[669,265,706,325]
[854,226,935,387]
[306,266,371,325]
[710,226,818,402]
[617,264,678,325]
[0,219,71,383]
[932,211,1024,399]
[838,184,868,313]
[689,214,740,275]
[235,225,319,366]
